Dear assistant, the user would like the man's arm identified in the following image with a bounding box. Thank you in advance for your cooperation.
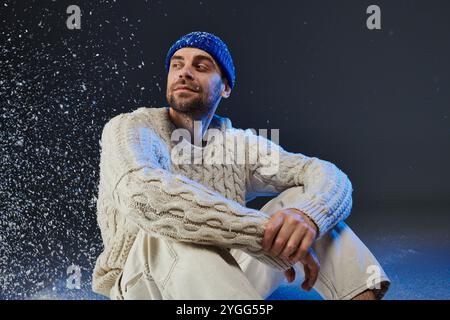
[100,112,294,271]
[243,128,353,239]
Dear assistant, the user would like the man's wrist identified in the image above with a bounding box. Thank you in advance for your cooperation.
[288,208,319,236]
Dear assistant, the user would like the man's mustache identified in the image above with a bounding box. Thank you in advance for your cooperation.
[172,81,201,92]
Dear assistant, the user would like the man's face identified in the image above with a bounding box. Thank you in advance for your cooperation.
[166,47,230,116]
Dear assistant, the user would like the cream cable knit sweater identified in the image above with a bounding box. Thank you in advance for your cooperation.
[92,106,353,297]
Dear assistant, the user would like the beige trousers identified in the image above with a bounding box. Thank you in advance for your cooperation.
[110,187,390,300]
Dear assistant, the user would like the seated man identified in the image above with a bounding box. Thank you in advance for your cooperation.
[92,31,390,300]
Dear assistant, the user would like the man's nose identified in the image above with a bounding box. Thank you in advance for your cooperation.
[179,65,194,80]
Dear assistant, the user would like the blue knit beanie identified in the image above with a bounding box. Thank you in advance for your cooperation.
[165,31,236,89]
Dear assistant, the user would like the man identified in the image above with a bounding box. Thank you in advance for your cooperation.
[92,31,390,300]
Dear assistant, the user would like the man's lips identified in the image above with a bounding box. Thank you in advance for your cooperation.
[174,86,198,92]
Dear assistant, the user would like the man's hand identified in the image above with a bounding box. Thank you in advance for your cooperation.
[283,249,320,291]
[262,208,318,262]
[262,208,320,290]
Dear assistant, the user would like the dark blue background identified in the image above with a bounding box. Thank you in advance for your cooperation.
[1,0,449,299]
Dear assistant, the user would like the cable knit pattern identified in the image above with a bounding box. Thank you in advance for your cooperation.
[92,106,353,297]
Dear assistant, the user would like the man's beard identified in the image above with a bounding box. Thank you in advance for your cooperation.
[167,81,222,116]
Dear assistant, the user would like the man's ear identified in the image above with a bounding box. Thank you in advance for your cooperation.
[221,79,231,99]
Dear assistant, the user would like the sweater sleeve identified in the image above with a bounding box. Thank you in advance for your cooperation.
[100,112,293,271]
[243,129,353,238]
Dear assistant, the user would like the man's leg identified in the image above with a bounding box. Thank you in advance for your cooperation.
[311,220,390,299]
[231,187,391,300]
[229,248,286,298]
[111,229,263,300]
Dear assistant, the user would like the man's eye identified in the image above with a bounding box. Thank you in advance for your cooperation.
[197,64,207,70]
[172,63,180,68]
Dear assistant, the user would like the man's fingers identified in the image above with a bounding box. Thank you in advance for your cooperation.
[301,264,311,291]
[268,216,297,256]
[300,251,320,291]
[284,267,296,283]
[290,231,314,263]
[307,250,320,288]
[262,213,284,251]
[281,227,305,260]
